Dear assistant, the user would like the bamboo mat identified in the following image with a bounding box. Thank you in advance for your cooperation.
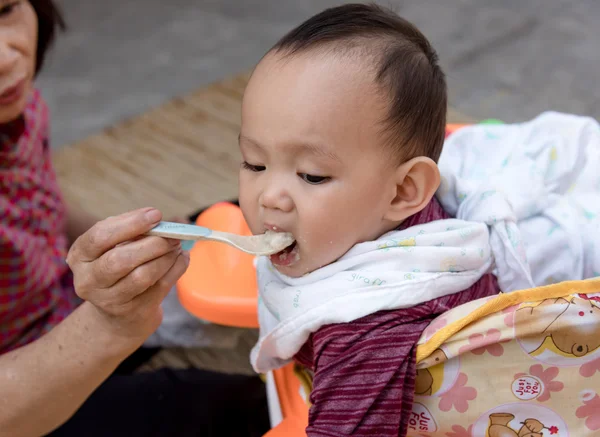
[52,70,473,219]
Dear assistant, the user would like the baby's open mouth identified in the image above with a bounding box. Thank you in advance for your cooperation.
[270,240,299,267]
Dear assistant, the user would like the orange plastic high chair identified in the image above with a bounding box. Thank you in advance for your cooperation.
[177,124,471,436]
[177,202,259,328]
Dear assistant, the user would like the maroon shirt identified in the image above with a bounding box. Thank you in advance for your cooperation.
[294,198,500,437]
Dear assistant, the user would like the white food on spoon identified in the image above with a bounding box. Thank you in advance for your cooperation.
[262,230,295,253]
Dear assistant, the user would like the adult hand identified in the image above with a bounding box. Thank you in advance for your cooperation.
[66,207,189,344]
[0,209,189,437]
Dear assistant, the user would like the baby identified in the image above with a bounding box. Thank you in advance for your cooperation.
[239,4,500,436]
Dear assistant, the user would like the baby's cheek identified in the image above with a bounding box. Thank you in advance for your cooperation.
[313,237,355,267]
[300,205,358,265]
[238,195,260,231]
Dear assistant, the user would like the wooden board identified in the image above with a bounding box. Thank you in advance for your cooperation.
[52,70,474,219]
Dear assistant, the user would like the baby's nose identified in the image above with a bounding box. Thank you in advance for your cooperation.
[260,185,294,213]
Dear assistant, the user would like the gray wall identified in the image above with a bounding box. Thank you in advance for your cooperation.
[37,0,599,148]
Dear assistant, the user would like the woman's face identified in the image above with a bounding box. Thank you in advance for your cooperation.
[0,0,37,124]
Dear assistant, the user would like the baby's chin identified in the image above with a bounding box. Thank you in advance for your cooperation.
[273,265,305,278]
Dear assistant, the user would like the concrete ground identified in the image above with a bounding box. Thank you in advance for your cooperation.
[39,0,599,149]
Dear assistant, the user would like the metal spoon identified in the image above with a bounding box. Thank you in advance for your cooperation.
[146,221,294,256]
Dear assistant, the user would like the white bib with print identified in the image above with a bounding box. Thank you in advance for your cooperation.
[250,219,501,373]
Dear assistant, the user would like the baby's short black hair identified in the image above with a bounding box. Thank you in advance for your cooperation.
[270,3,447,163]
[30,0,65,75]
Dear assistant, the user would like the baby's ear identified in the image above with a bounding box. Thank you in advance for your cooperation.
[383,157,440,222]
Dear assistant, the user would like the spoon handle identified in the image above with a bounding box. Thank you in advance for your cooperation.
[146,221,213,241]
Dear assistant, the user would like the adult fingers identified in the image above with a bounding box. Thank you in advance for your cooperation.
[132,250,190,310]
[67,207,162,264]
[90,236,181,288]
[95,249,183,310]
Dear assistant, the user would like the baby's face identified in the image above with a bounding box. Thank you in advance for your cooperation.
[239,52,399,277]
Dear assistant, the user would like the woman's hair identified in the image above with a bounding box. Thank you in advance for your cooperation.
[30,0,65,75]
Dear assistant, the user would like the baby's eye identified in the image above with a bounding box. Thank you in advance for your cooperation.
[299,173,329,185]
[241,162,266,172]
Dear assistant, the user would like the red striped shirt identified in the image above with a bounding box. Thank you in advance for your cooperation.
[294,197,500,436]
[0,89,79,354]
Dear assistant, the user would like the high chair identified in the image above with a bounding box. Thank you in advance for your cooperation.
[177,122,600,436]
